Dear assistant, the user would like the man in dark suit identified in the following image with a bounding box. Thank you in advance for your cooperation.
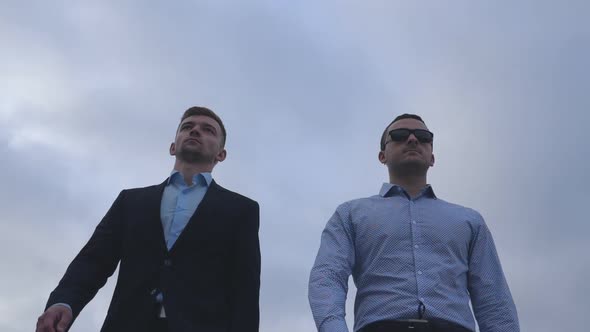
[36,107,261,332]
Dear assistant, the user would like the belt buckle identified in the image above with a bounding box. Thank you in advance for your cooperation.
[403,319,429,329]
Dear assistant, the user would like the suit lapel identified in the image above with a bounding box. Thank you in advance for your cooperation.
[144,179,169,253]
[168,180,224,254]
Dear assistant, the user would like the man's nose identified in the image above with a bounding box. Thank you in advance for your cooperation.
[406,133,419,144]
[189,126,201,136]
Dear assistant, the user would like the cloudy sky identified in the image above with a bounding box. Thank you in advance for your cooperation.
[1,1,588,331]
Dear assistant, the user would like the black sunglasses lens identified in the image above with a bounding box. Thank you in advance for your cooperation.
[389,129,433,143]
[414,130,433,143]
[389,129,410,142]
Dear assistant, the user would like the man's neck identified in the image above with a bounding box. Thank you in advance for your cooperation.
[173,161,213,186]
[389,174,427,199]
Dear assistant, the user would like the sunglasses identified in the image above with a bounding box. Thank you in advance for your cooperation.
[388,128,434,143]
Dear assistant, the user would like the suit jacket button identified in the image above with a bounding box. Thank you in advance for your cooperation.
[164,259,172,267]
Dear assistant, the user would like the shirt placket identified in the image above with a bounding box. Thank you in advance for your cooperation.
[167,184,189,249]
[409,198,426,306]
[175,186,193,226]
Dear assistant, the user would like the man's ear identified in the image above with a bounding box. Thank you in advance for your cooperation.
[215,149,227,163]
[169,143,176,156]
[378,151,386,164]
[430,153,435,167]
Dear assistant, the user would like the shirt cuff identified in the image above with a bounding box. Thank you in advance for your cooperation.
[50,303,73,313]
[319,317,349,332]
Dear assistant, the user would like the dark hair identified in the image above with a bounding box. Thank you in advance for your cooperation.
[380,114,427,151]
[179,106,227,147]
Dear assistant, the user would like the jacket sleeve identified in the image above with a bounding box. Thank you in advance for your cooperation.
[46,191,126,320]
[229,200,261,332]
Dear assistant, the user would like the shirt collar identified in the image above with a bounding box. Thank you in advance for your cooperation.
[167,170,213,187]
[379,182,437,199]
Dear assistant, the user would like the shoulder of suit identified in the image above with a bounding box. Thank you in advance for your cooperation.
[120,183,164,193]
[212,182,258,206]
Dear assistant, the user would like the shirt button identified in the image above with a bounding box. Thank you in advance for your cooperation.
[417,271,423,275]
[164,259,172,267]
[412,220,417,224]
[420,297,425,302]
[414,245,419,249]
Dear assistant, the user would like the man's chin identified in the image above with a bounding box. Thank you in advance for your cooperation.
[395,161,429,174]
[179,151,214,164]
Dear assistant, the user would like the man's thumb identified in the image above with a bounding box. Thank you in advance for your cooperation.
[56,313,70,332]
[57,322,67,332]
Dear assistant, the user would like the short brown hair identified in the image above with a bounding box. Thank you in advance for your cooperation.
[380,114,427,151]
[180,106,227,147]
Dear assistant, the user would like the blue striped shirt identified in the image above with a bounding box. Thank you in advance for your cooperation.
[309,183,519,332]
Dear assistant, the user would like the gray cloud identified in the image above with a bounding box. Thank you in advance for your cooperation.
[1,1,588,331]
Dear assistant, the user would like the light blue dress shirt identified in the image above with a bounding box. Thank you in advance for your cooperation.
[309,183,519,332]
[160,171,212,250]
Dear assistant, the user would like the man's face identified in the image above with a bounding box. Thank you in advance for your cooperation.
[378,118,435,175]
[170,115,226,164]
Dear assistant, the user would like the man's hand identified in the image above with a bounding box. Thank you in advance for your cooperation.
[36,305,73,332]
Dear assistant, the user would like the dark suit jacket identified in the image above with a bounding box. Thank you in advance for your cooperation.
[46,179,260,332]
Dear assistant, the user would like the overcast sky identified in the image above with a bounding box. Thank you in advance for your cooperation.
[1,1,589,331]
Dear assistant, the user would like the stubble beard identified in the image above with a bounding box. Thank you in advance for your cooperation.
[391,160,430,178]
[178,146,215,164]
